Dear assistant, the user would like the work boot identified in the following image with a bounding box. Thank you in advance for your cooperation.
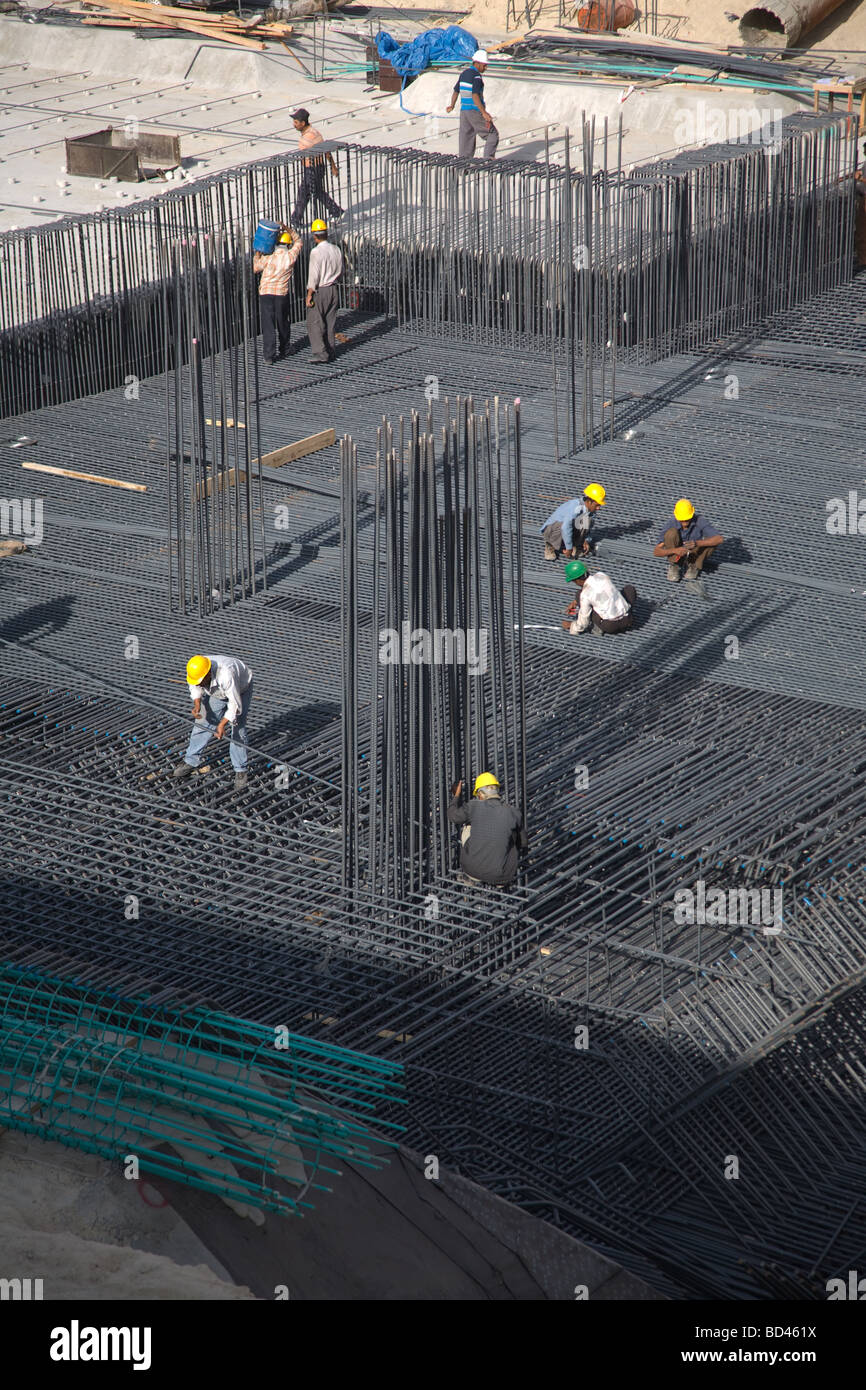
[172,762,195,780]
[684,564,701,584]
[667,561,681,583]
[544,541,557,561]
[234,771,249,793]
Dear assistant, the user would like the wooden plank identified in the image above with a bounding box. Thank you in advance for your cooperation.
[257,429,335,469]
[196,467,246,499]
[22,461,147,492]
[89,0,266,47]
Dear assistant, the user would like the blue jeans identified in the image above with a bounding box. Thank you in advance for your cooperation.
[184,683,252,772]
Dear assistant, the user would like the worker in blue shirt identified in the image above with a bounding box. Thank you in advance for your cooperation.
[540,483,606,560]
[446,49,499,160]
[654,498,723,583]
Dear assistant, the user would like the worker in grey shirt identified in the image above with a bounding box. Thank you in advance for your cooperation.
[448,772,527,887]
[305,218,343,364]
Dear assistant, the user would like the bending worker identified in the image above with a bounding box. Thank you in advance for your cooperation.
[562,559,636,635]
[446,49,499,161]
[253,226,302,367]
[541,483,606,561]
[447,772,527,886]
[306,219,343,364]
[173,654,253,793]
[654,498,723,583]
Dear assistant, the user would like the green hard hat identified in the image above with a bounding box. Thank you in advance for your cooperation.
[564,559,588,582]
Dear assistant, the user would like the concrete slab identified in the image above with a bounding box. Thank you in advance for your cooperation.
[0,14,808,232]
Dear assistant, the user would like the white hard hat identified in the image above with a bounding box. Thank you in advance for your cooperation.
[472,49,488,62]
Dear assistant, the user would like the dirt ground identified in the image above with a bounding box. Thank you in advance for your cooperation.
[466,0,866,55]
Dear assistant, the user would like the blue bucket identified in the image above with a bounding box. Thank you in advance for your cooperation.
[253,218,280,254]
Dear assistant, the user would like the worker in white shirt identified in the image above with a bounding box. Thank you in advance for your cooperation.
[305,218,343,364]
[173,654,254,792]
[562,560,636,636]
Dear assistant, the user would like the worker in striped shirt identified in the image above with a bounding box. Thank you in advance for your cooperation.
[289,108,344,230]
[446,50,499,160]
[252,227,303,366]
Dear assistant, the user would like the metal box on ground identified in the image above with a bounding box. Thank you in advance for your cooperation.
[65,129,182,183]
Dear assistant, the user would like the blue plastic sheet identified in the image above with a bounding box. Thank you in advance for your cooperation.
[375,26,478,79]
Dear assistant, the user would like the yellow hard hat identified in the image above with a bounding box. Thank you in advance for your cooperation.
[279,229,294,244]
[311,219,327,233]
[186,654,211,685]
[583,482,606,506]
[473,772,500,795]
[674,498,695,522]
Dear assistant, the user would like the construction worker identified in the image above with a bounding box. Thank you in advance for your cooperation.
[540,483,606,561]
[654,499,723,584]
[253,226,303,366]
[446,50,499,160]
[290,108,343,230]
[173,654,253,793]
[306,220,343,365]
[562,559,636,635]
[447,772,527,886]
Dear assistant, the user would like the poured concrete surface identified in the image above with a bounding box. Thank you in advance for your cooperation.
[0,13,806,232]
[148,1144,665,1300]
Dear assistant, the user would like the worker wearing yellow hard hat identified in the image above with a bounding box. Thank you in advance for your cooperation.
[306,217,343,365]
[447,772,528,887]
[252,222,303,367]
[173,653,254,793]
[653,498,724,586]
[540,482,607,562]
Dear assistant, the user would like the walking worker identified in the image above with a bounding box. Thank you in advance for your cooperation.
[306,220,343,364]
[173,654,253,793]
[447,773,527,887]
[446,50,499,160]
[253,227,303,366]
[290,108,343,230]
[540,483,606,561]
[653,498,723,584]
[562,559,636,636]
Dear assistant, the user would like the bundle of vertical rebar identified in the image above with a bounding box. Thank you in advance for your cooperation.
[340,398,526,899]
[0,962,404,1218]
[164,230,266,613]
[0,114,855,423]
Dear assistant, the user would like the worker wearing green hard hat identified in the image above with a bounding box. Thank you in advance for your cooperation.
[563,561,637,637]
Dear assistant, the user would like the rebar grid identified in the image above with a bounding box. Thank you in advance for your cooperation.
[0,962,403,1218]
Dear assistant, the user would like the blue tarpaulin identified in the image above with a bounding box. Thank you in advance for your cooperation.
[375,26,478,79]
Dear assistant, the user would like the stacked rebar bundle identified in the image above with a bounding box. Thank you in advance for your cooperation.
[165,231,266,613]
[0,962,403,1218]
[340,398,526,899]
[0,115,856,422]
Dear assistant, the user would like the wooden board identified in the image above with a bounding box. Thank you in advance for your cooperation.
[257,429,335,468]
[21,461,147,492]
[86,0,266,47]
[196,467,247,499]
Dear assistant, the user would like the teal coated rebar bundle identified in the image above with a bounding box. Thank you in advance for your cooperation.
[0,963,404,1219]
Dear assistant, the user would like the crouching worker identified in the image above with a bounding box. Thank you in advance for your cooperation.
[654,498,723,583]
[562,559,636,635]
[447,772,528,886]
[173,654,253,793]
[540,483,606,561]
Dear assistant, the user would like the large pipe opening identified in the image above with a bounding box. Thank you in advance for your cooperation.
[739,7,788,45]
[739,0,848,48]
